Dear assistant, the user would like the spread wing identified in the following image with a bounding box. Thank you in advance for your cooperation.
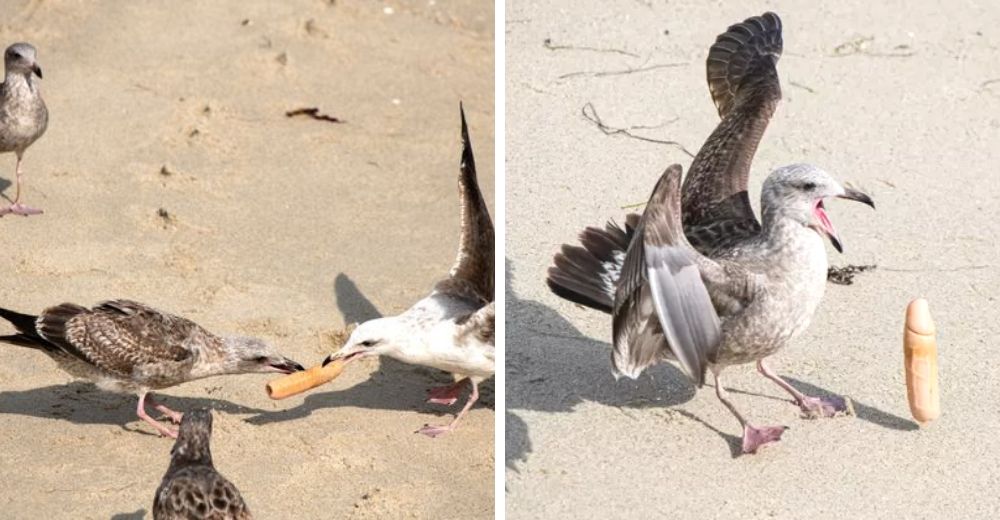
[682,12,783,252]
[154,467,253,520]
[34,300,204,379]
[613,165,756,384]
[440,104,494,304]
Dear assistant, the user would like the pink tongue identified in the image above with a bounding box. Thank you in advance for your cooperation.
[815,203,837,237]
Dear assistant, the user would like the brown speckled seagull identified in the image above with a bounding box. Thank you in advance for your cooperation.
[324,104,494,438]
[0,42,47,216]
[153,409,253,520]
[0,300,304,438]
[547,12,874,453]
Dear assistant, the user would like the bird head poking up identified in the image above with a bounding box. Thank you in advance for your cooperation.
[169,408,214,466]
[322,317,407,366]
[761,164,874,253]
[4,43,42,79]
[222,336,305,374]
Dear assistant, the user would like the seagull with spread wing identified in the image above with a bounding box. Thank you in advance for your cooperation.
[324,105,494,438]
[0,300,304,438]
[547,12,874,453]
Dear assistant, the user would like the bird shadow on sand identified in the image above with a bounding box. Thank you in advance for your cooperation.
[0,177,12,202]
[109,509,146,520]
[505,257,915,465]
[244,273,493,427]
[0,381,268,436]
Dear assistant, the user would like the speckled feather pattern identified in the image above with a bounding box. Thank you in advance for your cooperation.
[0,44,47,155]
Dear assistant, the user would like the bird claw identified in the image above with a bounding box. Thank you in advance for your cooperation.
[741,424,787,454]
[0,204,43,217]
[415,424,453,438]
[797,395,853,419]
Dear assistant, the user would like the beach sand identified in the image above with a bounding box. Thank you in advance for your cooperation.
[506,1,999,518]
[0,1,493,518]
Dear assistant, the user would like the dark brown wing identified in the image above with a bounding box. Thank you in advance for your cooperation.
[682,12,783,250]
[35,300,202,379]
[153,467,252,520]
[613,165,757,384]
[442,104,494,304]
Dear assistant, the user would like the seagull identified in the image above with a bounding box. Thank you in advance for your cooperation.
[324,104,494,438]
[153,409,253,520]
[0,300,304,438]
[547,12,874,453]
[0,43,47,217]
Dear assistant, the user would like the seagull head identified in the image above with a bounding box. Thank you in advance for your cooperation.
[322,318,404,366]
[4,43,42,79]
[170,408,214,466]
[762,164,874,253]
[223,336,305,374]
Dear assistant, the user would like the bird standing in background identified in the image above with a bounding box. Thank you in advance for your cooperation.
[324,105,495,438]
[153,409,253,520]
[547,13,874,453]
[0,42,47,217]
[0,300,304,438]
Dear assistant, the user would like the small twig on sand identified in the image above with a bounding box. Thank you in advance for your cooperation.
[543,38,639,58]
[620,201,646,210]
[285,107,344,123]
[558,62,687,80]
[789,81,816,93]
[581,102,695,157]
[830,36,915,58]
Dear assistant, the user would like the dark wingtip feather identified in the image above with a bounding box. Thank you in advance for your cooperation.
[706,11,783,117]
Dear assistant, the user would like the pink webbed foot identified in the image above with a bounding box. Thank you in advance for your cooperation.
[416,424,455,438]
[797,395,853,419]
[426,381,467,406]
[0,204,43,217]
[742,424,787,454]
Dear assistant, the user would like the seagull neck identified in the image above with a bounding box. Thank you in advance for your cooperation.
[3,71,38,97]
[169,442,213,470]
[761,204,809,242]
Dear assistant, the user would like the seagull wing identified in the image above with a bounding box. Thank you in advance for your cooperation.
[613,165,756,384]
[154,467,252,520]
[35,300,200,379]
[439,104,494,304]
[682,12,783,253]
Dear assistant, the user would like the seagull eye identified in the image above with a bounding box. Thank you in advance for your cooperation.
[801,182,816,191]
[252,355,269,363]
[360,340,376,348]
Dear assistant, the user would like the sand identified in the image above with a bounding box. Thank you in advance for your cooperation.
[0,1,493,518]
[506,1,1000,518]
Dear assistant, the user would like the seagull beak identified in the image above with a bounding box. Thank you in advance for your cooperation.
[268,357,305,374]
[31,64,42,79]
[838,187,875,209]
[813,199,843,253]
[322,345,366,367]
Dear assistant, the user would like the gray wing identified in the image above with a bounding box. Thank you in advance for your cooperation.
[613,165,755,384]
[439,104,494,304]
[35,300,202,380]
[682,12,783,253]
[153,467,252,520]
[456,301,495,348]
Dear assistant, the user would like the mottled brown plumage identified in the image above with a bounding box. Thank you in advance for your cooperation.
[0,299,304,437]
[154,410,252,520]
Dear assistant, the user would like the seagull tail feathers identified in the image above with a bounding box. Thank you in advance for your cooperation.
[547,215,639,314]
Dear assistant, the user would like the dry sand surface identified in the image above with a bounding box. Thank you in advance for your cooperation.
[507,1,999,518]
[0,1,493,518]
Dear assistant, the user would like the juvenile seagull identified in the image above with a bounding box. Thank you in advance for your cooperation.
[0,43,47,216]
[153,409,253,520]
[324,105,494,438]
[547,12,874,453]
[0,300,304,438]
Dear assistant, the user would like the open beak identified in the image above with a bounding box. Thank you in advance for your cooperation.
[32,64,42,79]
[322,347,367,367]
[268,357,305,374]
[814,188,875,254]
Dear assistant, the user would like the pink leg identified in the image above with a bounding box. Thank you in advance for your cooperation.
[0,155,43,217]
[416,380,479,438]
[426,379,468,406]
[757,360,850,419]
[713,370,786,454]
[146,394,184,424]
[136,392,178,438]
